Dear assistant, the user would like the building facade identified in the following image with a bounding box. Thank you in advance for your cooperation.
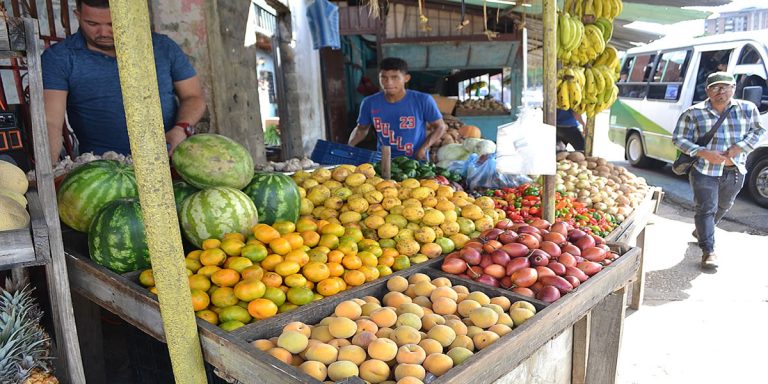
[705,7,768,35]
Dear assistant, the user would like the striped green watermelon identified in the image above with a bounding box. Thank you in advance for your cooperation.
[172,134,254,189]
[57,160,138,232]
[173,180,198,213]
[88,198,150,273]
[242,172,301,225]
[179,187,259,248]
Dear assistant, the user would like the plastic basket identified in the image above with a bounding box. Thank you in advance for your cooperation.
[310,139,381,166]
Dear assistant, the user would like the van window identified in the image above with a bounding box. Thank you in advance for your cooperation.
[647,50,692,101]
[618,53,656,99]
[738,44,762,65]
[693,49,733,103]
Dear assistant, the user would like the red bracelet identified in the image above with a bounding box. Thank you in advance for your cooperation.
[175,122,194,136]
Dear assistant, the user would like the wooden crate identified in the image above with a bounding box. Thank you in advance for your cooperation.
[0,191,51,270]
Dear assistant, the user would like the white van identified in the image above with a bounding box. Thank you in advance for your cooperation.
[608,31,768,208]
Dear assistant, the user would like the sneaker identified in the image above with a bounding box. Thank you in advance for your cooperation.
[692,229,698,240]
[701,252,718,269]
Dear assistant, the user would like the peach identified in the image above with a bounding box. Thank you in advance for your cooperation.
[319,317,333,326]
[327,360,359,381]
[277,331,309,354]
[300,360,328,381]
[404,284,418,299]
[431,297,458,316]
[488,324,513,337]
[337,345,367,366]
[421,307,434,316]
[510,300,537,314]
[395,313,422,330]
[472,330,500,350]
[291,354,304,367]
[361,302,382,316]
[456,292,469,303]
[283,321,312,337]
[465,291,490,305]
[394,363,426,381]
[431,277,452,288]
[443,314,461,322]
[376,327,394,339]
[423,353,454,376]
[444,319,467,336]
[328,317,357,339]
[391,326,422,346]
[362,295,380,304]
[328,338,351,349]
[497,313,514,327]
[356,318,379,334]
[251,339,274,351]
[352,298,367,306]
[430,286,458,302]
[446,346,473,366]
[335,300,363,320]
[359,359,391,383]
[383,292,412,308]
[418,338,443,356]
[367,338,398,361]
[421,313,446,331]
[397,377,424,384]
[469,307,499,329]
[301,339,321,359]
[509,307,536,326]
[449,334,474,350]
[489,296,511,311]
[483,303,504,316]
[457,300,481,317]
[305,342,338,365]
[407,273,431,284]
[351,331,377,349]
[370,307,398,328]
[466,326,483,338]
[413,281,436,297]
[453,285,469,295]
[386,276,409,292]
[396,302,425,318]
[412,296,433,309]
[427,324,457,347]
[267,347,293,365]
[396,344,427,364]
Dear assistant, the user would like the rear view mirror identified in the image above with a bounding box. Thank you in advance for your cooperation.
[742,86,762,107]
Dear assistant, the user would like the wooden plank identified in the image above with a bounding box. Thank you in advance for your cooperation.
[7,17,25,51]
[571,314,591,384]
[28,190,51,264]
[585,287,628,384]
[24,17,87,383]
[0,228,36,268]
[605,186,658,243]
[630,227,646,310]
[0,16,10,51]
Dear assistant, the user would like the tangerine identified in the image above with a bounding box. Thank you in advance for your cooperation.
[300,231,321,247]
[318,234,339,249]
[190,289,210,311]
[358,266,380,282]
[295,217,318,232]
[286,287,315,306]
[261,272,283,288]
[284,250,309,267]
[341,255,363,270]
[241,243,268,263]
[357,251,378,267]
[252,224,281,244]
[210,287,238,307]
[197,265,221,278]
[302,261,331,282]
[186,250,202,261]
[185,258,202,273]
[283,233,304,250]
[200,248,227,266]
[222,232,246,242]
[219,305,252,324]
[188,274,212,292]
[326,250,345,264]
[210,269,241,287]
[220,238,245,256]
[247,298,278,320]
[284,273,308,288]
[272,220,296,235]
[269,238,292,255]
[201,238,222,250]
[274,260,301,277]
[320,222,346,237]
[316,278,342,296]
[233,279,266,301]
[195,309,218,325]
[343,270,366,287]
[260,254,283,271]
[263,286,287,306]
[138,269,155,287]
[326,262,345,277]
[240,265,265,281]
[223,256,253,273]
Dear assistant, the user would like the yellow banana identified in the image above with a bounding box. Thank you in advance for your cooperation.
[564,0,575,14]
[568,79,582,105]
[592,67,606,99]
[615,0,623,18]
[585,68,596,103]
[584,0,596,17]
[558,81,571,110]
[558,13,569,49]
[601,0,613,20]
[574,0,583,18]
[594,0,603,19]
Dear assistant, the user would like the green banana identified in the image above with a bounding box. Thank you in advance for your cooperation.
[596,17,614,42]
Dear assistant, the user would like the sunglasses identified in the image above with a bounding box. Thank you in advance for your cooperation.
[708,84,734,93]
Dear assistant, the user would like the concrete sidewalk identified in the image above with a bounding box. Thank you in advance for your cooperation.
[616,201,768,384]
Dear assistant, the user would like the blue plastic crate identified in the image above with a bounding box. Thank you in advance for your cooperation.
[311,139,381,166]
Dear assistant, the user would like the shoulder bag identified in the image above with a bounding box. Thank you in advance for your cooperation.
[671,105,732,176]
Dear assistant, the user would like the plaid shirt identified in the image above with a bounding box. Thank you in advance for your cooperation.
[673,99,766,176]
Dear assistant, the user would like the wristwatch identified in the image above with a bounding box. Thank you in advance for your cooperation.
[175,122,194,136]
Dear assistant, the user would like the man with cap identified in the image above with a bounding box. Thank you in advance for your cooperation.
[673,72,766,269]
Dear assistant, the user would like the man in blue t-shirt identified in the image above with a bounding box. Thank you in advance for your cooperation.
[348,57,447,160]
[42,0,206,163]
[556,108,586,151]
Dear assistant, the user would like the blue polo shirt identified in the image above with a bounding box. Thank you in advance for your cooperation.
[42,31,197,155]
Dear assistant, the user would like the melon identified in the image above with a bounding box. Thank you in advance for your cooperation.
[0,159,28,194]
[242,172,301,225]
[179,187,259,248]
[0,195,29,231]
[56,160,138,232]
[0,189,27,207]
[88,198,150,273]
[172,180,199,213]
[172,134,255,190]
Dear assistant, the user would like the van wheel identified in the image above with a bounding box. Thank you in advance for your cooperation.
[748,157,768,208]
[625,133,663,168]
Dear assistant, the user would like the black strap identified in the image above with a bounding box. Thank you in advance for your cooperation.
[696,105,732,146]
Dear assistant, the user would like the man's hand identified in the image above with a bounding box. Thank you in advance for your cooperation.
[697,149,727,164]
[166,126,187,155]
[725,145,743,158]
[415,146,428,161]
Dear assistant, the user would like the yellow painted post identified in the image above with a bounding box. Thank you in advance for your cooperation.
[541,0,557,223]
[584,116,595,157]
[108,1,207,382]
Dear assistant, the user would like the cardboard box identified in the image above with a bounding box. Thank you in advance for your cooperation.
[431,94,458,115]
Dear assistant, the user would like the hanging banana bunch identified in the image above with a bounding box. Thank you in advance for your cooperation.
[566,0,623,22]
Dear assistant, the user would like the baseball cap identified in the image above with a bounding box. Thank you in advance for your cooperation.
[706,72,736,88]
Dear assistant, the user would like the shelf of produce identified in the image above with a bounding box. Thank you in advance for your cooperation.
[0,190,51,271]
[63,223,641,384]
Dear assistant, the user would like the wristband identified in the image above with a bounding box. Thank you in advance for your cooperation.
[175,122,194,136]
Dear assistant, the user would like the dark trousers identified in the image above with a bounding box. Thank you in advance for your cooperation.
[689,167,744,253]
[556,125,585,151]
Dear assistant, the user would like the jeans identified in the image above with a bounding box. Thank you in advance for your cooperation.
[556,126,585,151]
[689,167,745,253]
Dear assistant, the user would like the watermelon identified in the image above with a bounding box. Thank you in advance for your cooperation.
[242,172,301,225]
[57,160,138,232]
[173,180,199,213]
[179,187,259,248]
[172,133,255,189]
[88,198,150,273]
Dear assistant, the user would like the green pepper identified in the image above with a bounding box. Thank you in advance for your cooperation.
[393,156,408,165]
[523,186,540,196]
[421,171,435,178]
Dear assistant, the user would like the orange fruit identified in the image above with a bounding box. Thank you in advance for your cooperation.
[304,280,315,290]
[252,224,281,244]
[240,265,265,281]
[210,287,239,307]
[223,256,254,273]
[300,231,321,247]
[202,238,222,250]
[296,217,318,232]
[337,239,358,256]
[381,248,399,259]
[341,255,363,270]
[377,254,394,267]
[318,234,339,249]
[149,286,158,295]
[223,232,246,242]
[233,279,266,301]
[344,227,364,243]
[188,274,212,292]
[263,286,287,306]
[260,254,283,271]
[220,238,245,256]
[248,298,278,320]
[185,258,202,273]
[376,265,393,277]
[269,238,292,256]
[197,265,221,278]
[358,265,380,282]
[320,222,345,237]
[331,276,348,291]
[195,309,218,325]
[284,273,308,288]
[261,272,283,288]
[186,250,203,261]
[274,260,301,277]
[190,289,210,311]
[138,269,155,287]
[272,220,297,235]
[316,278,342,296]
[241,243,269,263]
[301,261,331,283]
[200,248,227,266]
[284,250,309,267]
[326,250,345,264]
[326,262,345,277]
[283,233,304,250]
[286,286,314,306]
[343,270,366,287]
[357,251,378,267]
[210,269,241,287]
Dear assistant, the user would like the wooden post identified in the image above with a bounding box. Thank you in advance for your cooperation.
[584,116,595,157]
[571,314,591,384]
[381,146,392,180]
[24,18,87,383]
[541,0,557,223]
[586,287,628,384]
[109,1,207,383]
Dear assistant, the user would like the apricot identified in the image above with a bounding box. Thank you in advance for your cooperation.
[465,291,491,306]
[430,286,458,302]
[456,292,469,303]
[327,360,359,381]
[423,353,454,376]
[267,347,293,365]
[484,303,505,316]
[446,346,474,366]
[319,317,333,326]
[305,342,338,365]
[407,273,431,284]
[497,313,514,327]
[283,321,312,337]
[351,331,377,349]
[418,338,443,356]
[489,296,511,311]
[449,334,474,350]
[277,331,309,354]
[427,324,457,347]
[394,363,426,381]
[359,359,391,383]
[457,300,481,317]
[328,338,351,349]
[335,300,363,320]
[328,317,358,339]
[488,324,513,337]
[251,339,274,351]
[361,302,382,316]
[376,327,394,339]
[431,297,458,316]
[413,281,436,297]
[421,313,446,331]
[356,318,379,334]
[300,360,328,381]
[300,339,321,359]
[452,285,469,295]
[472,330,500,350]
[397,377,425,384]
[468,307,499,329]
[395,313,422,330]
[412,296,433,309]
[367,338,398,361]
[396,302,425,318]
[383,291,412,308]
[386,276,409,292]
[466,326,484,338]
[404,284,418,299]
[311,325,334,343]
[444,319,468,336]
[337,344,367,366]
[510,300,537,314]
[509,307,536,326]
[370,307,398,328]
[396,344,427,364]
[431,277,452,288]
[391,326,421,346]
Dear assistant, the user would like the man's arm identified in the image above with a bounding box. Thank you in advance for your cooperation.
[728,102,767,158]
[415,119,447,160]
[166,75,206,153]
[44,89,68,164]
[348,124,371,147]
[573,110,585,127]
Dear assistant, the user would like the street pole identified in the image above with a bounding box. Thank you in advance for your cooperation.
[108,1,207,382]
[541,0,557,223]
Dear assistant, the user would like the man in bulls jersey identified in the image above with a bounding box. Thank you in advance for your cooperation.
[348,57,447,160]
